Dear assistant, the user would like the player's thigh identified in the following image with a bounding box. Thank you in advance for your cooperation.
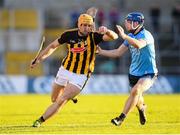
[135,76,155,93]
[56,83,81,103]
[52,66,69,102]
[51,82,65,102]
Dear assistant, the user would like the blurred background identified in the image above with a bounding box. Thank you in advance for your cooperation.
[0,0,180,94]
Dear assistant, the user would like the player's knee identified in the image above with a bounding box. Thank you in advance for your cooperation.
[131,87,141,96]
[55,95,68,105]
[51,95,57,103]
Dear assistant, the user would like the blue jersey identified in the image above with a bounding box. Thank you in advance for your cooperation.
[123,28,158,76]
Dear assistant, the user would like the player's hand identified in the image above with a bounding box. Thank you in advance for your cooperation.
[116,25,127,39]
[30,58,40,69]
[98,26,108,34]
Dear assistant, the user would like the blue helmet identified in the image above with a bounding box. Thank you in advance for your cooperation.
[125,12,144,25]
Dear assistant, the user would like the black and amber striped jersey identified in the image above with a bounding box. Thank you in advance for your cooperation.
[58,28,103,76]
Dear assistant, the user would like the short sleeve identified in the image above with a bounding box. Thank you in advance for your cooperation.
[136,30,154,45]
[93,32,103,45]
[136,32,146,40]
[58,32,69,44]
[123,33,134,47]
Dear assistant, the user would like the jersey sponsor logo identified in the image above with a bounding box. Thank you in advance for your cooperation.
[71,45,87,53]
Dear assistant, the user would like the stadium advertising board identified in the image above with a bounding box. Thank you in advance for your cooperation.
[0,75,179,94]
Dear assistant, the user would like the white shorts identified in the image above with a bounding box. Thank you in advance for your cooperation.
[54,66,88,89]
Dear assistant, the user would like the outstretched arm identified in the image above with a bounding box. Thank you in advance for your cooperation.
[98,26,118,41]
[116,25,146,49]
[30,39,60,68]
[97,44,128,58]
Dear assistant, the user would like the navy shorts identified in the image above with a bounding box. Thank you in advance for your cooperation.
[128,73,158,87]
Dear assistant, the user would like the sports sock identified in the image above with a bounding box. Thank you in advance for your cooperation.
[119,113,126,120]
[39,116,45,123]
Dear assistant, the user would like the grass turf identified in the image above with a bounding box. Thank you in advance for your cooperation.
[0,94,180,134]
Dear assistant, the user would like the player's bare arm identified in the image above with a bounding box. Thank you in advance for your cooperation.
[116,25,146,49]
[30,39,59,68]
[98,26,118,41]
[98,44,128,58]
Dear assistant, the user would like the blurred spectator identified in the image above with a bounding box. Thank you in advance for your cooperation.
[150,6,161,33]
[0,0,4,7]
[171,4,180,46]
[109,6,120,32]
[97,7,105,27]
[70,6,81,27]
[45,9,63,28]
[0,54,4,74]
[98,60,116,74]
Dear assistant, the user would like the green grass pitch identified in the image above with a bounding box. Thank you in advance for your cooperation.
[0,94,180,134]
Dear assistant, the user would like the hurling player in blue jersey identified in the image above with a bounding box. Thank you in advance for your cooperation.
[98,12,158,126]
